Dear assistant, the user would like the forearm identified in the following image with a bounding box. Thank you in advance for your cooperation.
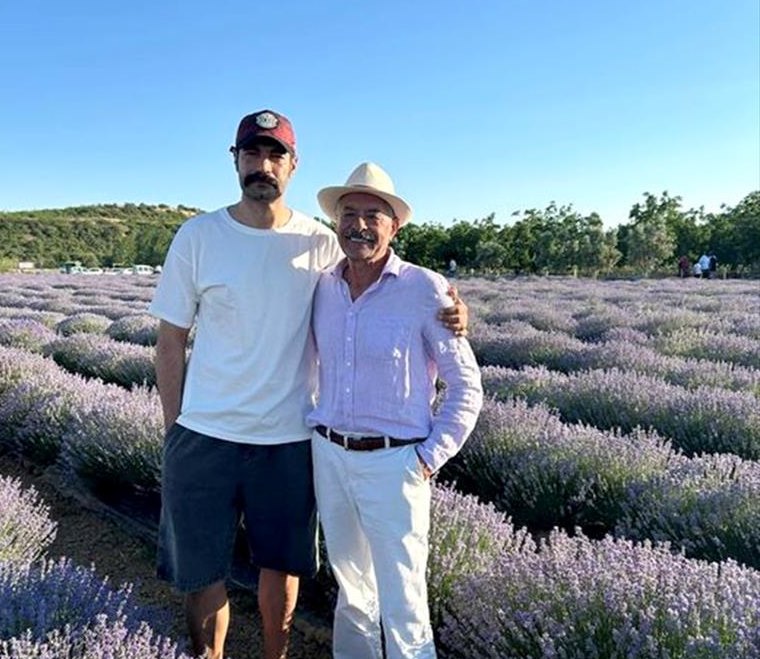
[155,321,189,432]
[417,339,483,473]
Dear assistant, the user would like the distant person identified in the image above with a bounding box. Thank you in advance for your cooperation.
[708,252,718,279]
[678,255,690,278]
[149,110,468,659]
[447,257,458,278]
[698,253,711,279]
[692,261,703,278]
[308,162,483,659]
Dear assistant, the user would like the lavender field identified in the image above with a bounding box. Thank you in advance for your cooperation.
[1,273,760,658]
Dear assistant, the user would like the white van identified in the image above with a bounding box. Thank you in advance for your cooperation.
[132,264,155,276]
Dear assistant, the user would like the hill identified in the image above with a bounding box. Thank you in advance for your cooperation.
[0,203,202,269]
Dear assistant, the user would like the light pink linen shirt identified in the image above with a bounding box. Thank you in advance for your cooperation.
[306,251,483,473]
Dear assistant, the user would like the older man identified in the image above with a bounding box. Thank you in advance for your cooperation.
[308,163,483,658]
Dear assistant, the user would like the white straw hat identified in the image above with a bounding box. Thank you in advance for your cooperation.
[317,162,413,226]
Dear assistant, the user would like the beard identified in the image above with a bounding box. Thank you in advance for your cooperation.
[242,172,282,202]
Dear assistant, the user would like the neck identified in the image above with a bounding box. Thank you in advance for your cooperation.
[343,251,391,300]
[228,197,291,229]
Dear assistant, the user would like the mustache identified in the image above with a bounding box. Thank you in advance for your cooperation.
[243,171,279,188]
[343,229,376,244]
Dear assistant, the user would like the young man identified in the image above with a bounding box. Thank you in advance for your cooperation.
[308,163,484,658]
[150,113,467,659]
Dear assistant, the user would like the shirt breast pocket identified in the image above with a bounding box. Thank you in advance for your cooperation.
[360,318,410,363]
[359,318,414,412]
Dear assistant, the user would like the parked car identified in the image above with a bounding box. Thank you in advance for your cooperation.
[59,261,84,274]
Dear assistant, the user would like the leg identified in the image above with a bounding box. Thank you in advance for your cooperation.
[157,428,242,657]
[241,441,319,657]
[357,446,436,659]
[312,433,383,659]
[258,568,300,659]
[184,580,230,659]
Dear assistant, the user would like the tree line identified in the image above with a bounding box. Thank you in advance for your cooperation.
[394,190,760,277]
[0,191,757,276]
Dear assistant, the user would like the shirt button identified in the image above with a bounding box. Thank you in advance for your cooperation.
[347,337,352,342]
[346,361,351,366]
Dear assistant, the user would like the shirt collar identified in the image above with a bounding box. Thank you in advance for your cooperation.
[328,248,402,279]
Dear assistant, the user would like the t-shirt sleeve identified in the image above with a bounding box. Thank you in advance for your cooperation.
[321,229,343,270]
[148,226,198,328]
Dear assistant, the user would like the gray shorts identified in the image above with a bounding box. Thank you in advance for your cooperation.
[157,424,318,593]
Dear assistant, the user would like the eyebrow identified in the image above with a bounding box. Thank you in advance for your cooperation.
[339,203,392,215]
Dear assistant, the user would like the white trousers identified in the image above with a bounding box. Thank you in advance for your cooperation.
[312,431,436,659]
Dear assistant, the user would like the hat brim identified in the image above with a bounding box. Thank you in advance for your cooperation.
[318,185,412,226]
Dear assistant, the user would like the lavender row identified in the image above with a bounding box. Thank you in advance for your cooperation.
[443,398,672,531]
[3,361,759,654]
[617,452,760,566]
[0,291,139,321]
[482,365,760,459]
[0,320,57,354]
[651,326,760,370]
[0,346,163,492]
[457,277,760,341]
[0,476,188,657]
[0,477,57,567]
[0,315,158,388]
[0,307,65,329]
[0,307,158,345]
[0,488,190,659]
[0,273,155,320]
[43,334,156,388]
[438,528,760,658]
[1,617,191,659]
[444,398,760,568]
[54,312,159,346]
[470,322,760,393]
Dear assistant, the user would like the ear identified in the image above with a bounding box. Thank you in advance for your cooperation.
[391,217,401,239]
[290,153,298,174]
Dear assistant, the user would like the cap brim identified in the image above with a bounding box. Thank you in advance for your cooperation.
[235,134,295,155]
[317,185,412,226]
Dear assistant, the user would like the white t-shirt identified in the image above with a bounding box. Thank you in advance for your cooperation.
[149,207,342,444]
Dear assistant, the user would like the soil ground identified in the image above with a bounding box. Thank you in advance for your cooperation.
[0,451,333,659]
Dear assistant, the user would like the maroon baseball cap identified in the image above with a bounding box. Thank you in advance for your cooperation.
[232,109,296,155]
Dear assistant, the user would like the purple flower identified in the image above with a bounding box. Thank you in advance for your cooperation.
[0,477,56,567]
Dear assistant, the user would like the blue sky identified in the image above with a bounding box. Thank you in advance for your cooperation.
[1,0,758,227]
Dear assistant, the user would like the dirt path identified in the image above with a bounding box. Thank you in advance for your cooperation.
[0,451,333,659]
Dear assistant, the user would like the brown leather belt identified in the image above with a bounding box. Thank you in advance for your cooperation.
[315,425,424,451]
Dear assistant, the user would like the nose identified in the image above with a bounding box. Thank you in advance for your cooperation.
[354,214,369,229]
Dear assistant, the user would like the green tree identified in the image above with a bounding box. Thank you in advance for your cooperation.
[625,192,679,273]
[475,240,509,273]
[393,222,449,270]
[715,191,760,273]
